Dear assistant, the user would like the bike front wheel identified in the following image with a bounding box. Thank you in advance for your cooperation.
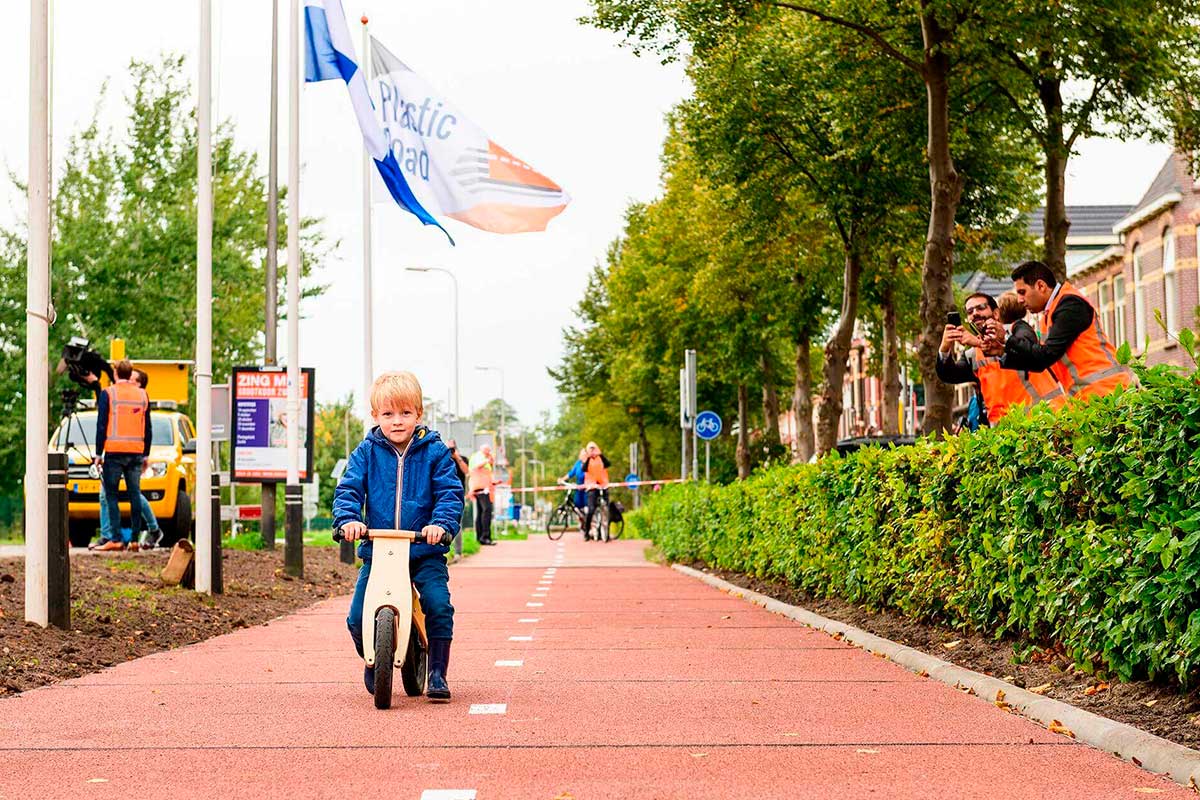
[546,504,573,540]
[592,505,610,542]
[373,607,397,710]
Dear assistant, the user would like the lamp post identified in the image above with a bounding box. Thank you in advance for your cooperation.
[474,365,505,464]
[405,267,459,418]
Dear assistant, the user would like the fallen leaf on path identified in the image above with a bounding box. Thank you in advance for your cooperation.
[1048,720,1075,738]
[942,640,961,650]
[553,792,574,800]
[690,753,708,758]
[86,778,108,783]
[721,615,731,620]
[1144,699,1158,707]
[1083,682,1110,696]
[855,749,879,754]
[1029,683,1052,695]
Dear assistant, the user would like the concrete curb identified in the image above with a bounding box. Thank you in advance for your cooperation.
[674,563,1200,790]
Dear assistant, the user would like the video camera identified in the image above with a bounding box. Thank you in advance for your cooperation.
[57,336,107,388]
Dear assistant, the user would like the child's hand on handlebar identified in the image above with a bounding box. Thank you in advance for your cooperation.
[341,521,368,541]
[421,525,448,545]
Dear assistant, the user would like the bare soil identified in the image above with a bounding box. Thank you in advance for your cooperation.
[0,547,357,697]
[696,563,1200,750]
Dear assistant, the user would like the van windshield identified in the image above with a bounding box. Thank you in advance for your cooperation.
[57,413,174,449]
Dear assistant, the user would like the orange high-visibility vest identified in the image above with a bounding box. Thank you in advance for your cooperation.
[971,351,1064,424]
[104,381,149,454]
[1040,282,1133,400]
[584,455,609,486]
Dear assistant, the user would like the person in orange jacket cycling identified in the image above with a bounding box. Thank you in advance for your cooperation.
[580,441,610,541]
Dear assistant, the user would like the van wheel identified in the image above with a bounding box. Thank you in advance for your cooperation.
[161,486,191,546]
[68,520,95,549]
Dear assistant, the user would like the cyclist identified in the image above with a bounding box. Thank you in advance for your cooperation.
[581,441,611,541]
[559,447,588,529]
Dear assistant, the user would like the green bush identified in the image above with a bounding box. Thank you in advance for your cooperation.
[633,352,1200,686]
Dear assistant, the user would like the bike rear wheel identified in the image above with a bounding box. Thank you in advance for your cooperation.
[546,504,573,540]
[373,607,397,709]
[609,515,624,540]
[400,620,427,697]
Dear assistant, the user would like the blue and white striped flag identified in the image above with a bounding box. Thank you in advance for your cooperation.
[304,0,451,242]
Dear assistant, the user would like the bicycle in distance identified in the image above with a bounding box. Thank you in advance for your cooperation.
[545,481,623,541]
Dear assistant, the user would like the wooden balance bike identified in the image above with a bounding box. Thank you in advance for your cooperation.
[334,527,451,709]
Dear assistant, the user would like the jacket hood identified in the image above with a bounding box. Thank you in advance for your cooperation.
[366,424,442,453]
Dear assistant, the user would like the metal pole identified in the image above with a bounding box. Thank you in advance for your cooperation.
[705,441,710,483]
[194,0,214,594]
[262,0,279,550]
[679,367,688,480]
[24,0,50,627]
[361,15,374,433]
[687,349,698,481]
[285,0,304,578]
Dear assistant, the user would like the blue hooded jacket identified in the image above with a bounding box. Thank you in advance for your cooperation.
[332,425,464,561]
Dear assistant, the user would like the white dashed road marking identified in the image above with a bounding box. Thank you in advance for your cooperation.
[495,660,524,667]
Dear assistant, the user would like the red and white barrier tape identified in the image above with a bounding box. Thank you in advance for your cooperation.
[498,478,689,495]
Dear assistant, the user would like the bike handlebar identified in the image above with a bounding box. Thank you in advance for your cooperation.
[333,527,454,546]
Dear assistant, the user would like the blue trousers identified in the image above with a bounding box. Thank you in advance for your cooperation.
[101,454,143,541]
[99,481,160,543]
[347,553,454,658]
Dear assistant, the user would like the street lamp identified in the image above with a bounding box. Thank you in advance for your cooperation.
[474,364,505,464]
[406,267,459,418]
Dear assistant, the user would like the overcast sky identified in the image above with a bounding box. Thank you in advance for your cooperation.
[0,1,1172,429]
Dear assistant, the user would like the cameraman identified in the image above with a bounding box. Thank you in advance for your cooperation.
[57,338,114,402]
[92,360,152,552]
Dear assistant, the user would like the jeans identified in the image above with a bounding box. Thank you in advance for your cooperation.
[473,492,493,543]
[101,453,143,540]
[99,480,160,543]
[347,553,454,658]
[583,488,604,538]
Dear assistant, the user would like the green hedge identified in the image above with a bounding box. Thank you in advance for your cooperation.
[633,349,1200,685]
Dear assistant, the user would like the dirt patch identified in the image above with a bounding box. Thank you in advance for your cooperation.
[0,547,357,696]
[694,563,1200,750]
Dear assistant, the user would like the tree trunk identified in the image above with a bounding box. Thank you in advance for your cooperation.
[917,6,961,438]
[792,335,815,463]
[736,383,751,479]
[761,355,781,446]
[815,247,864,455]
[881,274,901,435]
[636,416,654,481]
[1040,77,1070,284]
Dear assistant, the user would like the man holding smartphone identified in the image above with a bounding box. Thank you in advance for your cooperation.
[938,293,1059,425]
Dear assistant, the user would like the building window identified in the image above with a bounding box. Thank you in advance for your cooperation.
[1098,281,1111,335]
[1162,226,1178,334]
[1132,244,1146,347]
[1113,275,1128,346]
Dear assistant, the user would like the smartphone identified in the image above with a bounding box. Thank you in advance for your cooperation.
[946,311,961,327]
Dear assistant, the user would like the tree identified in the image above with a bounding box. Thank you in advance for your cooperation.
[978,0,1200,281]
[0,55,329,491]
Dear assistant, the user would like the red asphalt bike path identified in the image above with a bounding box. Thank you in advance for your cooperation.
[0,533,1189,799]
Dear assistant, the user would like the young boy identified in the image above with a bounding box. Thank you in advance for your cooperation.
[333,371,464,702]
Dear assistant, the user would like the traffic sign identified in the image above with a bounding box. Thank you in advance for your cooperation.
[695,410,722,441]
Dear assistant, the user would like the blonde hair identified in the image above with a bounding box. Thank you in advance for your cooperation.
[997,291,1025,325]
[370,371,424,416]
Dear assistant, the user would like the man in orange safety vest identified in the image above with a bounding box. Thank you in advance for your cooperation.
[92,359,152,551]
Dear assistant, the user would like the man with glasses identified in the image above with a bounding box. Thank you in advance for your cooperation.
[938,293,1061,426]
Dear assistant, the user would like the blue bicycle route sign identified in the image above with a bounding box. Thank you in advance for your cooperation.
[695,410,722,441]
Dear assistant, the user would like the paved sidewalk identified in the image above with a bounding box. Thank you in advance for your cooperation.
[0,533,1188,799]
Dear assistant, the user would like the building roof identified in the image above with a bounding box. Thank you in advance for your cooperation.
[956,271,1010,299]
[1025,205,1132,239]
[1113,154,1186,233]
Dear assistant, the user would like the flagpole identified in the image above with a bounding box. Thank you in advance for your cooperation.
[25,0,50,627]
[361,13,373,432]
[285,0,304,578]
[195,0,214,594]
[262,0,280,550]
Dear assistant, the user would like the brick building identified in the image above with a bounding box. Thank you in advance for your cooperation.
[1069,153,1200,367]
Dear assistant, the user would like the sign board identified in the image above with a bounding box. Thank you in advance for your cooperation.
[695,410,722,441]
[303,473,320,521]
[211,384,231,441]
[229,366,315,483]
[679,368,691,430]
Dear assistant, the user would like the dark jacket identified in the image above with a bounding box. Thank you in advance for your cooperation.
[332,425,465,561]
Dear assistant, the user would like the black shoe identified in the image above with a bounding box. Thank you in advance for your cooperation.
[363,664,375,695]
[427,638,451,703]
[484,540,498,546]
[141,529,163,550]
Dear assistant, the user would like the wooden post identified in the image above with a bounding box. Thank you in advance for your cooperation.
[46,452,70,630]
[210,473,223,594]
